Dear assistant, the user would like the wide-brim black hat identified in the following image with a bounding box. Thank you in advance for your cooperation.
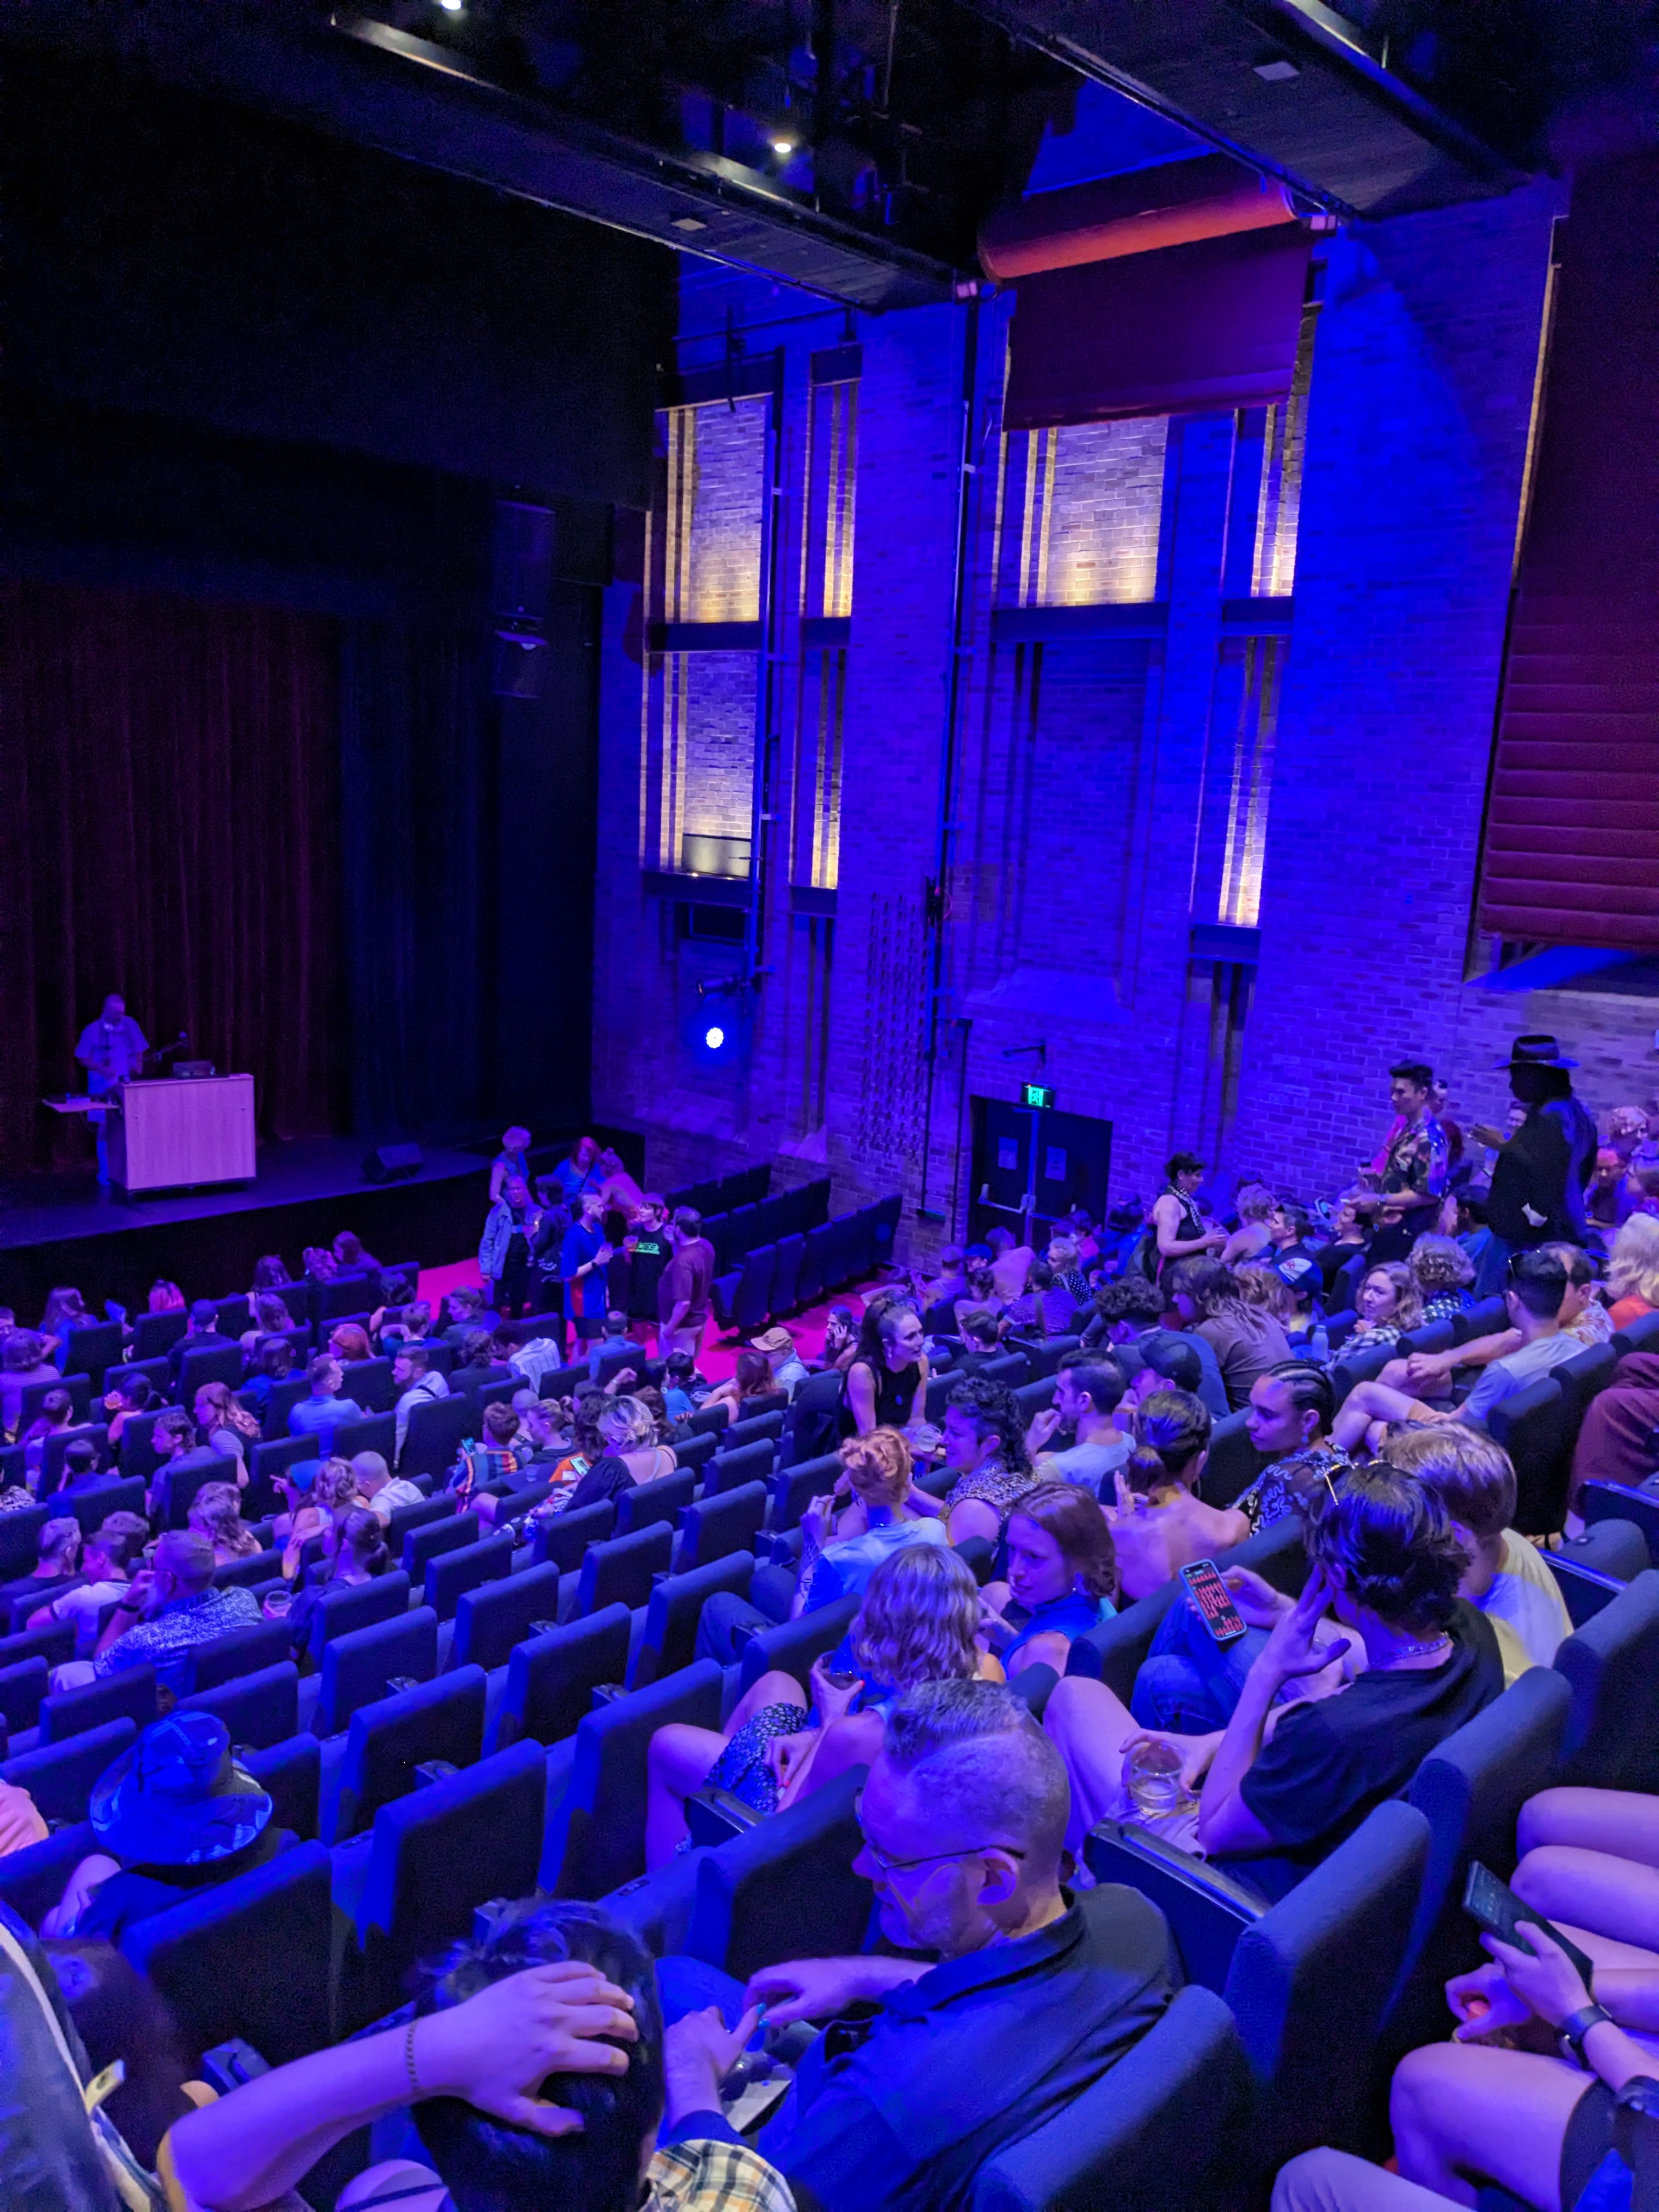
[91,1710,271,1868]
[1496,1032,1577,1071]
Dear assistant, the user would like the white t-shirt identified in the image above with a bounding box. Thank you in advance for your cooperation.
[1476,1530,1573,1682]
[49,1579,128,1657]
[1041,1433,1133,1499]
[368,1477,427,1526]
[1462,1333,1584,1425]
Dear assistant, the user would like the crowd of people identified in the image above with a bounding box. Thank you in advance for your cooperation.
[3,1051,1659,2211]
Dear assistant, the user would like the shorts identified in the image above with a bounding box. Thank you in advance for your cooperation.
[1562,2080,1618,2211]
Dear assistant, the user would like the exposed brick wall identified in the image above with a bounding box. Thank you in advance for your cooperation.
[591,183,1659,1265]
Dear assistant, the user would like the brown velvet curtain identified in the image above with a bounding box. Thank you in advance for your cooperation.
[0,576,344,1171]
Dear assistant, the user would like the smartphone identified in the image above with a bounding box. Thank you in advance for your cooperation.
[1180,1559,1249,1646]
[820,1669,861,1691]
[1463,1861,1596,1985]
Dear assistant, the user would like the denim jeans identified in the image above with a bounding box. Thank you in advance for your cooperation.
[1129,1587,1269,1733]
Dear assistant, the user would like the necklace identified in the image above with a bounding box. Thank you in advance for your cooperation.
[1379,1632,1452,1666]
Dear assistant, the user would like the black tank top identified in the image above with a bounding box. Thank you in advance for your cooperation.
[845,1357,921,1430]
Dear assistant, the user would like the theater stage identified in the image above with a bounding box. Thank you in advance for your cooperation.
[0,1137,491,1318]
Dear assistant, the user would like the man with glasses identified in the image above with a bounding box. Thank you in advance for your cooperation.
[656,1679,1172,2212]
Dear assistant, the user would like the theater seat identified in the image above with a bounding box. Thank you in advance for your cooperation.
[769,1454,842,1534]
[38,1664,159,1746]
[241,1733,322,1842]
[677,1482,769,1572]
[122,1839,333,2068]
[399,1393,472,1480]
[450,1562,563,1673]
[534,1500,615,1574]
[304,1572,412,1664]
[572,1522,674,1619]
[971,1984,1248,2212]
[704,1442,775,1498]
[0,1657,49,1739]
[486,1605,633,1753]
[424,1531,514,1622]
[1554,1568,1659,1796]
[184,1620,293,1694]
[1581,1480,1659,1568]
[335,1739,547,2033]
[1486,1376,1575,1536]
[541,1659,723,1899]
[628,1553,754,1690]
[613,1466,697,1537]
[177,1662,300,1752]
[672,1432,718,1478]
[315,1607,440,1737]
[325,1666,488,1843]
[736,1596,862,1700]
[402,1512,474,1581]
[0,1819,96,1928]
[1,1718,138,1825]
[682,1766,872,1983]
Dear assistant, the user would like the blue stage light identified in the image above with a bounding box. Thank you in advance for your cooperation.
[704,1024,726,1050]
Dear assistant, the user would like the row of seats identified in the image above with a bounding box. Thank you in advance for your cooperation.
[708,1193,901,1338]
[662,1163,771,1220]
[699,1178,831,1273]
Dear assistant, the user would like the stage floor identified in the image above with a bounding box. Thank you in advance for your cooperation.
[0,1137,484,1251]
[0,1137,493,1320]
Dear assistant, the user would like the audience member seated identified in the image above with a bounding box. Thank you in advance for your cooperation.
[1607,1211,1659,1333]
[41,1711,289,1943]
[288,1354,365,1457]
[1002,1260,1075,1340]
[284,1506,391,1652]
[238,1336,294,1419]
[1107,1390,1250,1602]
[47,1434,104,1501]
[453,1329,500,1379]
[793,1427,949,1617]
[1237,1362,1352,1531]
[167,1299,239,1385]
[1382,1425,1570,1680]
[702,1348,775,1421]
[354,1447,425,1523]
[949,1306,1007,1371]
[843,1293,929,1437]
[162,1894,796,2212]
[60,1529,262,1695]
[240,1290,299,1353]
[1569,1350,1659,1504]
[678,1680,1173,2212]
[1079,1277,1160,1362]
[1409,1233,1477,1324]
[1,1513,83,1615]
[440,1285,499,1346]
[1045,1235,1092,1311]
[1339,1262,1424,1358]
[327,1320,373,1365]
[936,1377,1041,1545]
[647,1543,985,1863]
[147,1278,188,1312]
[748,1325,809,1402]
[187,1480,263,1566]
[393,1342,450,1459]
[1028,1357,1132,1496]
[334,1231,380,1273]
[1235,1262,1298,1338]
[19,1389,80,1485]
[1046,1464,1503,1898]
[194,1380,259,1469]
[986,1224,1036,1302]
[2,1330,61,1440]
[1334,1250,1583,1454]
[281,1456,369,1581]
[1220,1182,1278,1269]
[1312,1194,1369,1294]
[380,1298,436,1357]
[147,1409,232,1525]
[1164,1258,1291,1411]
[980,1482,1118,1680]
[449,1402,532,1500]
[560,1393,676,1514]
[38,1286,93,1368]
[816,1304,860,1375]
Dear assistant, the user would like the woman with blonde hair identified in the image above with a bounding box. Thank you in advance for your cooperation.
[188,1480,262,1563]
[793,1426,946,1618]
[1220,1182,1277,1269]
[645,1542,985,1863]
[559,1391,677,1513]
[280,1456,368,1581]
[194,1381,260,1471]
[1343,1260,1424,1356]
[1234,1263,1294,1323]
[1608,1212,1659,1332]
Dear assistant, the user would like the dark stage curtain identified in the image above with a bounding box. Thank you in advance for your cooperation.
[0,576,343,1171]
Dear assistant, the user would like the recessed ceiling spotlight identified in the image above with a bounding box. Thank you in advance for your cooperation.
[1254,57,1299,81]
[672,215,709,233]
[770,136,797,156]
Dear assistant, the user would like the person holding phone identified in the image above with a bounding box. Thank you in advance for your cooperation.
[1043,1466,1503,1897]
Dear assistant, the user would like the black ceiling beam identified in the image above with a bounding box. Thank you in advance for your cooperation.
[0,0,964,311]
[959,0,1532,217]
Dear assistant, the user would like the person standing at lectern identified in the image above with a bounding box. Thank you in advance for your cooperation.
[74,993,148,1185]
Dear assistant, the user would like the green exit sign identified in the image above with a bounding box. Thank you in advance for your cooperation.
[1022,1081,1056,1110]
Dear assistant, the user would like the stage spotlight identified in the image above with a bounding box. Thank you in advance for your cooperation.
[771,136,797,156]
[704,1024,726,1051]
[437,0,464,12]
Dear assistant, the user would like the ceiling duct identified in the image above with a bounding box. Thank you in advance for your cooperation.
[980,151,1299,278]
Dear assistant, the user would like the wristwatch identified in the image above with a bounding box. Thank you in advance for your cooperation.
[1558,2004,1612,2067]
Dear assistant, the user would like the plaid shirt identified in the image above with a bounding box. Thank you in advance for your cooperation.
[648,2140,796,2212]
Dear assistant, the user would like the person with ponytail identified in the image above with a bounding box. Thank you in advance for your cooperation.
[1107,1389,1251,1603]
[283,1505,390,1658]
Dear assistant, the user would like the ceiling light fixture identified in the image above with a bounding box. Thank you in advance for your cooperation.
[672,215,709,233]
[770,136,797,156]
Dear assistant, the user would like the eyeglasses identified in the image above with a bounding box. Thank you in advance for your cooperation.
[853,1790,1027,1876]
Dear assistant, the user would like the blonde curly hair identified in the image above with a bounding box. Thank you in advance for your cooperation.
[838,1426,912,1509]
[851,1543,980,1691]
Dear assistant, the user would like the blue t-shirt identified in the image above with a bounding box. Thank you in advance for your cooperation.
[560,1220,608,1318]
[1003,1590,1115,1672]
[802,1517,948,1613]
[289,1394,364,1454]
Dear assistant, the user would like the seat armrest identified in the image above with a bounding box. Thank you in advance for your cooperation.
[685,1785,764,1849]
[1085,1820,1266,1993]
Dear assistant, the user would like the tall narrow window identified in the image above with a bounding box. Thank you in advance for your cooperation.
[1216,635,1286,929]
[793,364,859,891]
[1250,302,1318,597]
[995,418,1167,607]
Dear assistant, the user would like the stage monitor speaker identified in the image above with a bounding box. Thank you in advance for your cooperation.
[362,1142,422,1184]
